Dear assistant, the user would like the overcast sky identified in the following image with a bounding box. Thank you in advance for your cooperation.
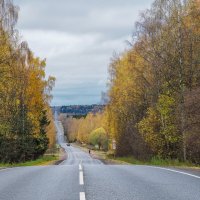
[14,0,154,106]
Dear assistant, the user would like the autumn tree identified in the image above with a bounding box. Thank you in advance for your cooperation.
[0,0,56,163]
[107,51,152,158]
[89,127,108,150]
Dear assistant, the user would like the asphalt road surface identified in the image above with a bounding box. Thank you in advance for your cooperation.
[0,118,199,200]
[59,145,102,165]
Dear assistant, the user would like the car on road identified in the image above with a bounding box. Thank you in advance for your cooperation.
[66,143,70,146]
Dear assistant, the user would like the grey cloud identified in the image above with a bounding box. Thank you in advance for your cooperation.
[14,0,154,105]
[15,0,153,37]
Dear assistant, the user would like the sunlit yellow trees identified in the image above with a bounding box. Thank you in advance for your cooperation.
[107,51,152,157]
[60,112,105,146]
[138,94,179,158]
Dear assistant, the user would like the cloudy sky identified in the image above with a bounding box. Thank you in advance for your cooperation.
[14,0,154,106]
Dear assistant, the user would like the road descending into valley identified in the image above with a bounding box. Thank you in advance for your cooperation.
[0,117,199,200]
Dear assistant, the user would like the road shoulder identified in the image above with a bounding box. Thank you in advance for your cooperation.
[54,147,68,165]
[73,143,200,176]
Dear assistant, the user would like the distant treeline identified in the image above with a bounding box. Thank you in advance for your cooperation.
[60,105,105,116]
[0,0,56,163]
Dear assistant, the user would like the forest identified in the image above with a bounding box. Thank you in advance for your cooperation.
[62,0,200,164]
[0,0,56,163]
[60,105,104,116]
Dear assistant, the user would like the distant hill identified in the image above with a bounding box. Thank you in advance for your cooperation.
[59,104,105,116]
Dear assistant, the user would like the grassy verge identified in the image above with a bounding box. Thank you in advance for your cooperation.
[71,143,200,169]
[0,155,60,168]
[74,142,200,168]
[109,156,198,167]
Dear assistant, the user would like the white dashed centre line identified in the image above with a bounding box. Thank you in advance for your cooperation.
[79,170,84,185]
[79,162,86,199]
[80,192,86,200]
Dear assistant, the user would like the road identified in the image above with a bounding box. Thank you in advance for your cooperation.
[59,145,102,165]
[54,113,102,165]
[0,118,199,200]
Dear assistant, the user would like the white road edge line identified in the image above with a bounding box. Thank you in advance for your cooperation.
[146,166,200,179]
[79,164,82,171]
[80,192,86,200]
[79,171,84,185]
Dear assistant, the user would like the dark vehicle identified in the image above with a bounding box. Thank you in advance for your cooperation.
[66,143,70,146]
